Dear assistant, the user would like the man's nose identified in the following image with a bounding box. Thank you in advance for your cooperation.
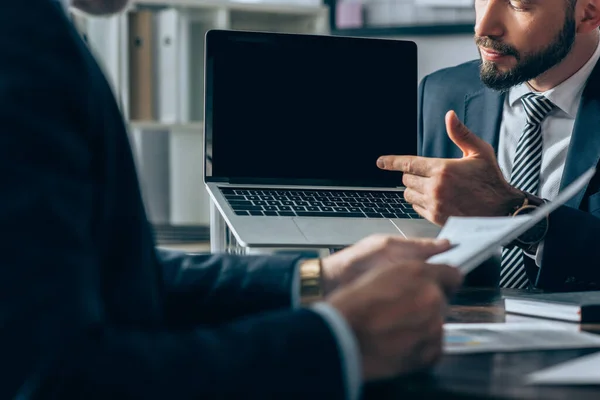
[475,0,505,39]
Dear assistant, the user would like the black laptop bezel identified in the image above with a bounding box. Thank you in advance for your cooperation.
[203,29,417,188]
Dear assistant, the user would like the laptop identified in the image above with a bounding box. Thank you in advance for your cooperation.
[203,29,440,248]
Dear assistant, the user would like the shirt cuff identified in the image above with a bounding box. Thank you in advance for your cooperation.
[535,240,544,267]
[311,302,362,400]
[521,241,544,267]
[292,261,362,400]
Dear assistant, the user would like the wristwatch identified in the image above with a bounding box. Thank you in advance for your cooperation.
[299,258,324,305]
[509,192,549,254]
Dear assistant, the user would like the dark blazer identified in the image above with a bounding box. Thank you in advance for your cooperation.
[418,59,600,291]
[0,1,345,398]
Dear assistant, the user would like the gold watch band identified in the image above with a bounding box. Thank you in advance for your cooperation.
[299,258,324,305]
[508,192,549,254]
[508,191,545,215]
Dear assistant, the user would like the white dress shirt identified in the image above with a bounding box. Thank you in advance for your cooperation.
[497,39,600,265]
[55,1,361,398]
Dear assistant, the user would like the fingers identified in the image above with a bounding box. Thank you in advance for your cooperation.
[329,262,452,381]
[421,263,463,297]
[357,235,450,262]
[445,110,493,159]
[377,155,441,177]
[359,257,461,301]
[364,315,444,379]
[445,110,474,157]
[410,315,445,371]
[378,280,446,332]
[386,237,451,260]
[379,256,462,298]
[412,203,429,219]
[401,313,444,371]
[412,204,444,226]
[370,286,446,375]
[402,173,428,195]
[403,188,427,209]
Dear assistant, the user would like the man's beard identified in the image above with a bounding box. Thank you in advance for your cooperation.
[477,12,576,91]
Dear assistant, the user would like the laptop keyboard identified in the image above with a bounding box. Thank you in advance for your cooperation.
[220,188,423,219]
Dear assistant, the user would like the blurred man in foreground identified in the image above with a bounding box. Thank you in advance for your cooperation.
[0,1,462,399]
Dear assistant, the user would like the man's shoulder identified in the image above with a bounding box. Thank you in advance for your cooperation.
[421,60,484,93]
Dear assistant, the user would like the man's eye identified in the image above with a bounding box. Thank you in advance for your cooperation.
[509,1,529,11]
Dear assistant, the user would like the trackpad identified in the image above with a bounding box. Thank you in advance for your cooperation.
[293,218,403,247]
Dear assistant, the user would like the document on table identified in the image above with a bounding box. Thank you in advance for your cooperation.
[526,351,600,385]
[428,167,596,275]
[444,323,600,354]
[504,314,580,330]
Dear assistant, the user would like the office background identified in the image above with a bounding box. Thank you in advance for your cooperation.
[69,0,479,246]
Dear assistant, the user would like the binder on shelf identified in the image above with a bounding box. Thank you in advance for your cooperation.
[71,3,331,231]
[87,15,122,95]
[69,12,122,99]
[155,8,180,124]
[176,10,192,123]
[128,9,156,121]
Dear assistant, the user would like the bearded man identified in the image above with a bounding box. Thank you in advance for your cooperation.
[377,0,600,291]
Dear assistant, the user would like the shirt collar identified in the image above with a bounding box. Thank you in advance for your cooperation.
[508,39,600,118]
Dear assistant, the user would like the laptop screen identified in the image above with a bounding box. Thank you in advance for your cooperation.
[204,30,418,187]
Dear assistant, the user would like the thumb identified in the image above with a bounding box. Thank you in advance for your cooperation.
[445,110,491,158]
[388,238,452,260]
[423,263,464,297]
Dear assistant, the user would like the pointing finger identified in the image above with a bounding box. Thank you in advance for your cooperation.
[377,155,441,177]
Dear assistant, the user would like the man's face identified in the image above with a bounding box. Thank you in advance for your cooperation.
[475,0,577,91]
[72,0,130,15]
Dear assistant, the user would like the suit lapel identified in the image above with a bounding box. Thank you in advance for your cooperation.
[560,62,600,208]
[464,88,505,153]
[462,63,600,209]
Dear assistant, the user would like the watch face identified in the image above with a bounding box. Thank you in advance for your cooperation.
[515,206,548,244]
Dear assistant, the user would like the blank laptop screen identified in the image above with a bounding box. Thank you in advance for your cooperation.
[205,30,418,187]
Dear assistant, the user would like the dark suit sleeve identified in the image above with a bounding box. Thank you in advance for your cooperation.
[157,249,304,326]
[0,5,346,399]
[533,206,600,290]
[43,310,346,399]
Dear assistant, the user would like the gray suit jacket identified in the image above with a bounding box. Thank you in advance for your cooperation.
[418,60,600,291]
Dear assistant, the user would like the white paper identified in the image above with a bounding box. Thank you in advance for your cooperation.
[504,314,581,331]
[526,351,600,385]
[428,215,529,270]
[428,167,596,275]
[444,322,600,354]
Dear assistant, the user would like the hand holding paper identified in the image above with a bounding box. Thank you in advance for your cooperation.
[427,167,596,275]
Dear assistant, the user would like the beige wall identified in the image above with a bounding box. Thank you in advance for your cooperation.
[389,34,479,81]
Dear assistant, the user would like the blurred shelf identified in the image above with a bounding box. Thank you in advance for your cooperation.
[153,224,211,244]
[76,1,327,230]
[332,23,475,37]
[128,120,204,131]
[157,242,212,252]
[131,0,327,15]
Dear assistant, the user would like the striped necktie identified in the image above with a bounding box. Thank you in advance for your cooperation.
[499,93,555,289]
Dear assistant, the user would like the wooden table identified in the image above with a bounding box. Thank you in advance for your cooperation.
[363,288,600,399]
